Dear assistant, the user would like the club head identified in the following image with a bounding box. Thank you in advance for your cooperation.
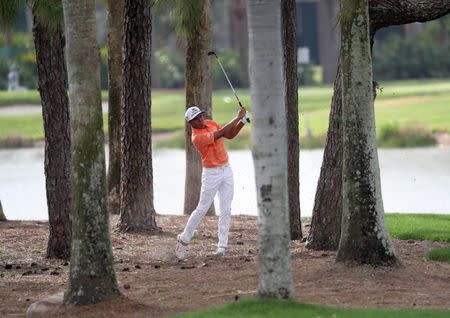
[207,51,217,57]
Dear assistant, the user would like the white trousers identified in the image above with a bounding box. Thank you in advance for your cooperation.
[180,163,234,249]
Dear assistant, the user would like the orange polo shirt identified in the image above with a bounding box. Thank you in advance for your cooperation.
[192,119,228,168]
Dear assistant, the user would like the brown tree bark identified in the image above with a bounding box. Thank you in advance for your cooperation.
[118,0,158,232]
[306,65,343,250]
[33,16,72,259]
[184,0,215,216]
[307,0,450,251]
[106,0,124,215]
[282,0,302,240]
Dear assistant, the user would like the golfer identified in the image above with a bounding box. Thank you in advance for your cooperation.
[176,105,247,260]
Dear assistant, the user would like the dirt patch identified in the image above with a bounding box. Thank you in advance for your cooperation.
[0,215,449,317]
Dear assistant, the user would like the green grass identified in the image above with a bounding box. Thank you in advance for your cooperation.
[171,298,450,318]
[1,79,449,148]
[426,248,450,264]
[386,213,450,242]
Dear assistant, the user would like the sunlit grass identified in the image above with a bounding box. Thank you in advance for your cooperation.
[171,298,450,318]
[386,213,450,242]
[1,79,449,148]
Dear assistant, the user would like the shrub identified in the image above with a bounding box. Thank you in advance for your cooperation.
[378,122,436,148]
[154,49,184,88]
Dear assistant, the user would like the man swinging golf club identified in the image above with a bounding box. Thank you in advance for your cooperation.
[176,105,248,260]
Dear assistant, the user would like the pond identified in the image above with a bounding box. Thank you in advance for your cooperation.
[0,147,449,220]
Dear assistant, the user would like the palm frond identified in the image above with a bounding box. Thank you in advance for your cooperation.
[29,0,63,31]
[0,0,25,27]
[154,0,207,37]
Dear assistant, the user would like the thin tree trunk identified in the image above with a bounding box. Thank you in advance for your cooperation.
[308,0,450,252]
[0,201,6,221]
[248,0,293,299]
[336,0,396,265]
[33,15,72,259]
[118,0,158,232]
[282,0,301,240]
[184,0,215,216]
[106,0,124,215]
[231,0,249,87]
[62,0,119,304]
[306,64,343,251]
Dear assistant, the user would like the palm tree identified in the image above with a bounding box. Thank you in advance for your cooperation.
[307,0,450,251]
[155,0,215,216]
[247,0,293,298]
[282,0,302,240]
[106,0,124,215]
[117,0,158,232]
[1,0,72,259]
[62,0,119,304]
[31,0,72,259]
[336,0,396,265]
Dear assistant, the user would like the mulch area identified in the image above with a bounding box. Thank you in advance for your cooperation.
[0,215,449,317]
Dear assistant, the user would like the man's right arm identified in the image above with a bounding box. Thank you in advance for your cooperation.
[214,107,246,140]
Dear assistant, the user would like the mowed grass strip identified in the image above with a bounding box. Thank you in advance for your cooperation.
[172,298,450,318]
[426,248,450,264]
[386,213,450,242]
[1,79,450,145]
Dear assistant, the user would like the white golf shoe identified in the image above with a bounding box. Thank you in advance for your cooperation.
[213,247,226,256]
[176,235,187,260]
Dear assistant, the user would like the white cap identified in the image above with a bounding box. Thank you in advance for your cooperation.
[185,106,204,122]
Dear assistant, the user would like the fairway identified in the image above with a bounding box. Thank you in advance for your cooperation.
[0,79,449,146]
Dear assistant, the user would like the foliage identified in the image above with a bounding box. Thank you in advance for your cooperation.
[378,122,436,148]
[298,63,321,86]
[373,17,450,80]
[1,80,450,148]
[386,213,450,242]
[172,298,450,318]
[426,248,450,264]
[154,0,206,37]
[155,48,184,88]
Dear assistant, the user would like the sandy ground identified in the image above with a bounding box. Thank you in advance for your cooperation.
[0,215,449,317]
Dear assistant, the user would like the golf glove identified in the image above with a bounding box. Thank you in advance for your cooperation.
[240,112,250,124]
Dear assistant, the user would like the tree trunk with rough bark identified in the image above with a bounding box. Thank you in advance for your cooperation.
[282,0,302,241]
[306,65,343,251]
[33,14,72,259]
[62,0,119,305]
[248,0,293,299]
[184,0,215,216]
[231,0,249,87]
[308,0,450,252]
[336,0,396,265]
[106,0,124,215]
[118,0,158,232]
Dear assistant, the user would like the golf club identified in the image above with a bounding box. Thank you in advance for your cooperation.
[208,51,250,123]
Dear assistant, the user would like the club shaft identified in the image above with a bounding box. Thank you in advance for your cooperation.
[215,57,242,106]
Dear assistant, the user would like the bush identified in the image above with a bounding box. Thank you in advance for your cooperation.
[378,122,436,148]
[298,63,321,86]
[154,49,184,88]
[373,17,450,80]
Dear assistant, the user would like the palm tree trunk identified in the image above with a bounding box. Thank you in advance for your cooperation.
[118,0,158,232]
[106,0,124,215]
[32,14,72,259]
[282,0,302,241]
[248,0,293,299]
[62,0,119,304]
[308,0,450,252]
[184,0,215,216]
[336,0,396,265]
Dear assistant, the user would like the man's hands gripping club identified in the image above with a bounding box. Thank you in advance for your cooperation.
[214,106,248,141]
